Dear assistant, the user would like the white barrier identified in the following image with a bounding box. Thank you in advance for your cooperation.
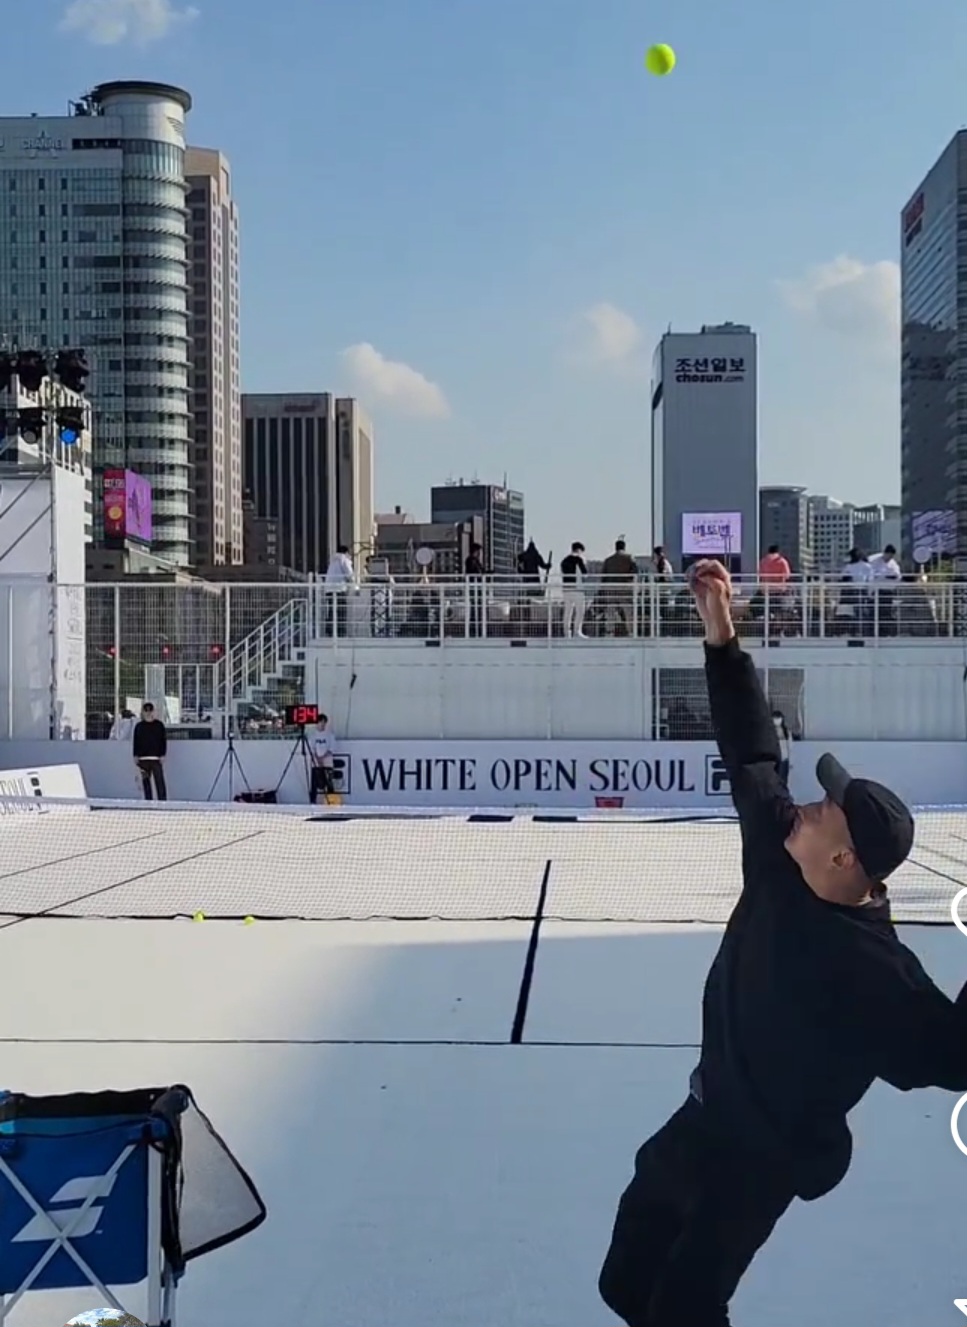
[0,762,88,813]
[0,740,963,809]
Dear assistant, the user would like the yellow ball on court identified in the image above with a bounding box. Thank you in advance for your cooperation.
[243,916,255,925]
[645,43,676,76]
[192,911,205,923]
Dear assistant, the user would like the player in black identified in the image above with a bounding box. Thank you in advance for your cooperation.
[598,558,967,1326]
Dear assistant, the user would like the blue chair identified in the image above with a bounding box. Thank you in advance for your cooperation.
[0,1085,265,1326]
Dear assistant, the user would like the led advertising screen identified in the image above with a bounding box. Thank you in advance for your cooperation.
[103,469,152,545]
[681,511,743,557]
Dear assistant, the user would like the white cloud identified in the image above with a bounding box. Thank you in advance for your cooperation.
[59,0,197,46]
[577,302,642,366]
[340,343,450,418]
[777,256,899,345]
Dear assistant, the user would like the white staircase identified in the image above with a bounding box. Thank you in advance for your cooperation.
[215,596,310,714]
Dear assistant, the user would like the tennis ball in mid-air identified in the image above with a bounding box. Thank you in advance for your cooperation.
[645,43,676,76]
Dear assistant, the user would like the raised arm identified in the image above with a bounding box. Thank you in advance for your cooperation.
[690,560,792,836]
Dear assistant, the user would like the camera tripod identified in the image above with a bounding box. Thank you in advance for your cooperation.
[207,729,252,803]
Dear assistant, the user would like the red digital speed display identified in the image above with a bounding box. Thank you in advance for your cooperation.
[284,704,320,726]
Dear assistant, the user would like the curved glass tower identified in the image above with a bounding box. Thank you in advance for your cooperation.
[88,82,193,565]
[0,81,194,565]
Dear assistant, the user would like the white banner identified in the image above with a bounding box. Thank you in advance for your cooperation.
[0,762,88,813]
[681,511,743,557]
[323,742,729,808]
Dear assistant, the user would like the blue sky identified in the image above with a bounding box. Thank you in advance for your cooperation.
[6,0,967,555]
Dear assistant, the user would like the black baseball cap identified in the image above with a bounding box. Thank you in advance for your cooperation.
[816,754,914,882]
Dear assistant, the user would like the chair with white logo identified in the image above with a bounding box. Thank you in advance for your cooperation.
[0,1085,266,1326]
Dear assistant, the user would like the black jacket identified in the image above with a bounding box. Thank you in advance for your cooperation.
[696,637,967,1199]
[133,719,167,759]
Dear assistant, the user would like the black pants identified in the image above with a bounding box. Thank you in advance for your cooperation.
[599,1099,794,1326]
[137,759,167,801]
[310,765,334,802]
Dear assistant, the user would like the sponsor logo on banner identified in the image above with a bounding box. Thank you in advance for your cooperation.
[704,755,731,797]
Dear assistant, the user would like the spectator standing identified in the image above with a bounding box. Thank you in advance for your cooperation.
[465,542,486,637]
[325,545,355,638]
[869,543,902,636]
[133,702,167,801]
[560,542,588,638]
[651,546,673,579]
[600,539,638,636]
[840,547,873,634]
[772,708,792,782]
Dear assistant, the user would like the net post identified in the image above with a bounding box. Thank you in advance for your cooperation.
[112,582,121,719]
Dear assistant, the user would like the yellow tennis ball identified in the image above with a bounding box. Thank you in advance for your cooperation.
[192,911,205,922]
[243,916,255,925]
[645,43,676,76]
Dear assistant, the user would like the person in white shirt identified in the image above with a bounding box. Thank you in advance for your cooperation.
[560,541,588,638]
[324,546,355,637]
[308,713,336,803]
[839,548,872,633]
[869,543,902,636]
[772,709,791,783]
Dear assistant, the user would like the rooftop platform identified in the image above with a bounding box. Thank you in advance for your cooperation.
[2,807,966,1324]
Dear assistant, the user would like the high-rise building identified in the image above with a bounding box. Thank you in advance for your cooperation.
[0,81,194,564]
[334,397,375,560]
[808,496,855,572]
[900,130,966,560]
[650,323,758,574]
[759,486,812,574]
[853,502,902,555]
[185,148,242,567]
[430,482,525,577]
[242,393,374,575]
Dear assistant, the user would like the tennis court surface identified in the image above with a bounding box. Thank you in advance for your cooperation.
[2,800,966,1325]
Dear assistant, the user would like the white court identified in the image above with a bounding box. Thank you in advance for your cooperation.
[2,807,967,1325]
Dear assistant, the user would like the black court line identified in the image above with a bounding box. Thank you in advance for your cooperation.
[0,1035,701,1049]
[0,830,171,882]
[0,828,269,931]
[510,858,552,1044]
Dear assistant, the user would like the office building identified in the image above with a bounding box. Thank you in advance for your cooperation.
[759,486,812,574]
[650,323,758,573]
[808,496,855,572]
[853,503,902,555]
[375,508,485,577]
[185,148,242,567]
[430,482,525,577]
[334,396,375,560]
[242,393,374,575]
[900,130,966,560]
[0,81,194,564]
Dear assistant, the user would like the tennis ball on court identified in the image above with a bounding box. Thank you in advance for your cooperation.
[192,911,205,923]
[243,916,255,925]
[645,43,676,75]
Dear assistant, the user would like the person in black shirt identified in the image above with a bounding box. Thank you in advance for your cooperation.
[560,541,588,638]
[464,542,486,637]
[599,557,967,1327]
[132,702,168,801]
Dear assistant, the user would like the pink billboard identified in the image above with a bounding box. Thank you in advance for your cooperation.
[103,469,152,545]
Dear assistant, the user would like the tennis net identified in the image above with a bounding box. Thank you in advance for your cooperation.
[0,794,964,925]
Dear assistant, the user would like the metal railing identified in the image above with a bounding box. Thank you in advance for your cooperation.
[2,575,963,739]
